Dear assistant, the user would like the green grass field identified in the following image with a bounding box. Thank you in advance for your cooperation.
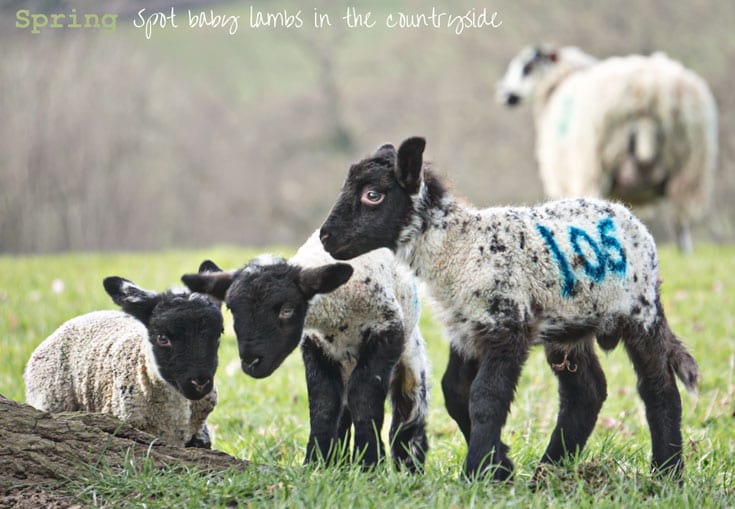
[1,244,734,507]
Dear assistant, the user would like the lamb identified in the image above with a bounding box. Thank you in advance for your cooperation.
[24,275,224,448]
[182,230,430,470]
[319,137,699,481]
[496,45,718,253]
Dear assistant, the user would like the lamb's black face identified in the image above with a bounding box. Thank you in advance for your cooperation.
[226,264,310,379]
[103,276,223,401]
[148,296,223,400]
[223,261,354,379]
[320,137,426,260]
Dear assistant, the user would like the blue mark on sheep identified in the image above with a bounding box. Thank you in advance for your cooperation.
[537,217,627,298]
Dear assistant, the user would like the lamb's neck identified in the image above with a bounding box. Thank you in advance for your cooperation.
[396,177,476,280]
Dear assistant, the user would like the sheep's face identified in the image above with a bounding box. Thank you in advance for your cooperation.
[226,261,353,378]
[147,296,223,400]
[320,137,426,260]
[103,277,223,401]
[181,258,353,379]
[496,45,558,106]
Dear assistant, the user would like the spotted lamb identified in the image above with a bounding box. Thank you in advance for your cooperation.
[182,230,430,470]
[24,276,224,448]
[319,137,699,481]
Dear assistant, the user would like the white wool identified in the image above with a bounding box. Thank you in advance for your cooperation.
[24,310,216,447]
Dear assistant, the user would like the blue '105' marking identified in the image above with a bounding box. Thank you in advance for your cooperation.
[536,217,627,298]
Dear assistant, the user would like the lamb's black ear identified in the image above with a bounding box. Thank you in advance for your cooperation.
[103,276,159,325]
[181,269,234,303]
[198,259,223,273]
[396,137,426,194]
[375,143,396,162]
[298,263,354,299]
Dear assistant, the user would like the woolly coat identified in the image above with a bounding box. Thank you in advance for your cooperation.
[292,230,429,424]
[399,187,659,360]
[24,310,217,447]
[533,48,717,226]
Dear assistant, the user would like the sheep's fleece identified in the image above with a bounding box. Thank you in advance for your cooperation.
[24,310,216,447]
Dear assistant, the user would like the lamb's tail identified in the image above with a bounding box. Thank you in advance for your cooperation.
[659,313,699,393]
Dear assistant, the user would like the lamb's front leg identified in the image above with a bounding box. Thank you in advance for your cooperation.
[301,338,347,465]
[348,323,405,468]
[465,331,530,481]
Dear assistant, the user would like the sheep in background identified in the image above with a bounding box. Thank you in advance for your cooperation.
[496,45,718,253]
[24,276,224,448]
[319,137,698,481]
[182,231,430,471]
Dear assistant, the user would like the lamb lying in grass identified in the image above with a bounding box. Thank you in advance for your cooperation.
[24,276,224,448]
[182,230,430,470]
[319,136,699,481]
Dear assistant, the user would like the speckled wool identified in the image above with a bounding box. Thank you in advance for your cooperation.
[292,230,429,425]
[398,190,658,360]
[24,310,216,447]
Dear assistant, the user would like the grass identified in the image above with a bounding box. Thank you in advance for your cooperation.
[1,244,734,507]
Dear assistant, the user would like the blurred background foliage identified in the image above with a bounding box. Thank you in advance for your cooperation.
[1,0,733,253]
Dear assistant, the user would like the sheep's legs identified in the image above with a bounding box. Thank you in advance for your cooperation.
[465,335,529,480]
[301,339,348,465]
[535,341,607,477]
[624,324,684,476]
[441,345,478,444]
[389,362,429,472]
[348,324,404,468]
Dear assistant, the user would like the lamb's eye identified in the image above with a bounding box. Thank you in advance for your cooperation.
[361,189,384,205]
[156,335,171,348]
[279,305,295,320]
[522,61,534,76]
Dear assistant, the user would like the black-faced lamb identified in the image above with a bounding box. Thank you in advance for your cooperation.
[182,231,430,470]
[496,45,718,253]
[24,276,224,448]
[319,137,699,481]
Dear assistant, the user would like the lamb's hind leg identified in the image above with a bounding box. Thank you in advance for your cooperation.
[535,340,607,478]
[624,318,685,476]
[389,359,429,472]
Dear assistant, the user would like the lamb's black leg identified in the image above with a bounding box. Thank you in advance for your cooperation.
[441,345,478,444]
[301,337,347,465]
[348,323,404,468]
[624,321,684,477]
[185,424,211,449]
[535,341,607,477]
[389,361,429,472]
[465,332,529,481]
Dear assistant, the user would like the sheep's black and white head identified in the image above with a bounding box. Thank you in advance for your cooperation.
[103,276,223,401]
[320,137,428,260]
[181,257,353,379]
[496,44,559,106]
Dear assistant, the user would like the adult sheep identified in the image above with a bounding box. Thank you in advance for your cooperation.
[182,231,430,470]
[24,276,224,448]
[319,137,698,482]
[496,45,718,253]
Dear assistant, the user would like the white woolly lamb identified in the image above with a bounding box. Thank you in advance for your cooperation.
[24,276,224,448]
[497,45,718,253]
[182,230,430,470]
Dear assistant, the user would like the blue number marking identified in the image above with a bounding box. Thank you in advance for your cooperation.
[536,224,576,297]
[537,217,628,298]
[598,217,626,275]
[569,226,606,282]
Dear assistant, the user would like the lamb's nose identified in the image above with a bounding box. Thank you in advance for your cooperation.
[190,377,211,394]
[319,229,331,245]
